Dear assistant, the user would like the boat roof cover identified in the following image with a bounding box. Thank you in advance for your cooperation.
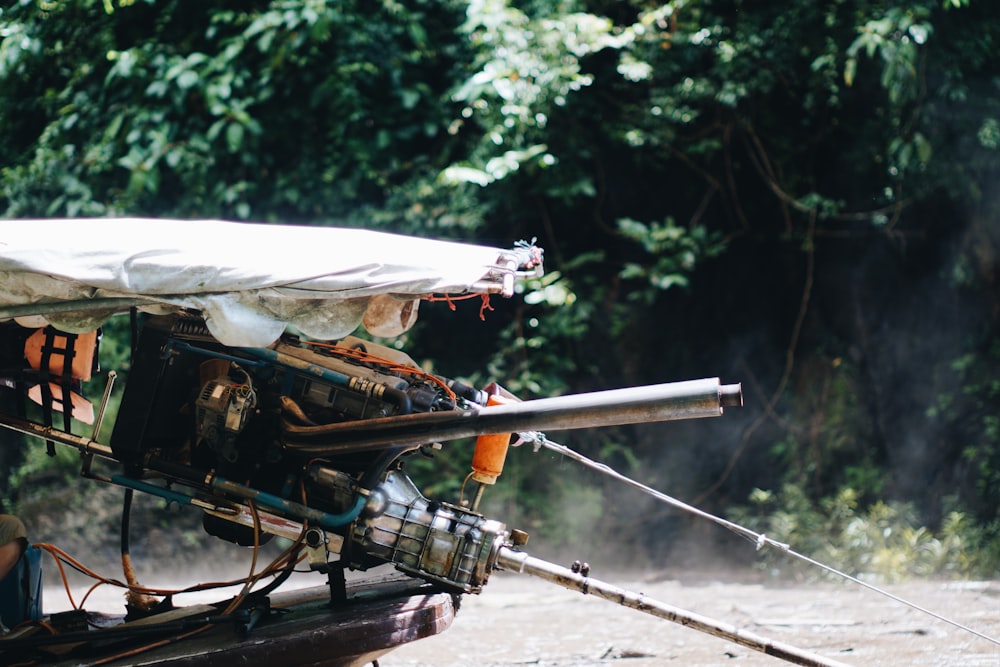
[0,219,542,347]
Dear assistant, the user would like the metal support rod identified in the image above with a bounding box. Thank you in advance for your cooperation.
[0,412,115,461]
[83,370,117,475]
[90,370,117,441]
[469,481,487,513]
[494,547,853,667]
[0,297,148,321]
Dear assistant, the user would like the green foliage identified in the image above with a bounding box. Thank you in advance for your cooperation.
[617,217,725,303]
[762,354,883,501]
[938,510,1000,576]
[1,0,474,226]
[4,0,1000,572]
[490,265,601,397]
[444,0,622,190]
[733,485,1000,581]
[929,338,1000,521]
[845,6,932,106]
[6,440,80,503]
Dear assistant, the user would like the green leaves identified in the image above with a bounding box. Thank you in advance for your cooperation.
[448,1,622,185]
[1,0,470,221]
[4,0,1000,565]
[735,483,1000,581]
[617,217,725,303]
[845,6,933,106]
[440,144,550,186]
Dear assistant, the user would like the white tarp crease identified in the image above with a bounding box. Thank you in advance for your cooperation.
[0,219,541,346]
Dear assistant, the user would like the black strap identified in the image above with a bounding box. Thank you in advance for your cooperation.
[37,330,80,453]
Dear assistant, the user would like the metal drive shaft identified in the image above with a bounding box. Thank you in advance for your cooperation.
[494,547,853,667]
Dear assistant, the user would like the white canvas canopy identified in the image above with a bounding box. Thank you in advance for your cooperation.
[0,219,542,346]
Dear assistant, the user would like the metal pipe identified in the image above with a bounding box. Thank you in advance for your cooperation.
[207,475,366,529]
[0,297,148,321]
[240,346,413,414]
[0,412,115,461]
[90,370,117,440]
[494,547,853,667]
[282,377,742,454]
[83,370,118,475]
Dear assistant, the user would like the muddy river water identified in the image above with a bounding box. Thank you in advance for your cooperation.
[382,570,999,667]
[42,565,999,666]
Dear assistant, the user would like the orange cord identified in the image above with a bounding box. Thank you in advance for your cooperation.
[478,293,493,320]
[422,293,494,321]
[34,516,308,605]
[422,292,480,310]
[301,340,458,404]
[50,508,310,666]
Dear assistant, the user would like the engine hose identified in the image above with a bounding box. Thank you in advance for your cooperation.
[120,488,133,558]
[121,462,367,530]
[247,555,298,599]
[208,475,365,529]
[239,346,413,414]
[325,494,366,527]
[279,416,429,456]
[360,446,410,488]
[279,396,316,426]
[348,378,412,415]
[120,488,157,611]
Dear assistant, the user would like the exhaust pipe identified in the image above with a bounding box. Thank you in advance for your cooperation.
[282,377,743,454]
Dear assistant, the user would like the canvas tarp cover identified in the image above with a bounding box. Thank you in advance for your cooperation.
[0,219,539,347]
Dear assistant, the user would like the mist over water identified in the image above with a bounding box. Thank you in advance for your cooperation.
[562,189,1000,572]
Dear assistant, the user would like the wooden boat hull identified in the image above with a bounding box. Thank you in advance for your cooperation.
[4,581,457,667]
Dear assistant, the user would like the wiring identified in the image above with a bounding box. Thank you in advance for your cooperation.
[27,502,311,666]
[32,512,308,613]
[458,470,476,507]
[302,339,458,405]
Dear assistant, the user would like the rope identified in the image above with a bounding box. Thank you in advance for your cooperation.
[515,430,1000,649]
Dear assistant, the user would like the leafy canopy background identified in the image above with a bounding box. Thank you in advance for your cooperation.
[2,0,1000,576]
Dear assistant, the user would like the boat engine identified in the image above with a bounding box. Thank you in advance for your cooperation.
[109,313,511,591]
